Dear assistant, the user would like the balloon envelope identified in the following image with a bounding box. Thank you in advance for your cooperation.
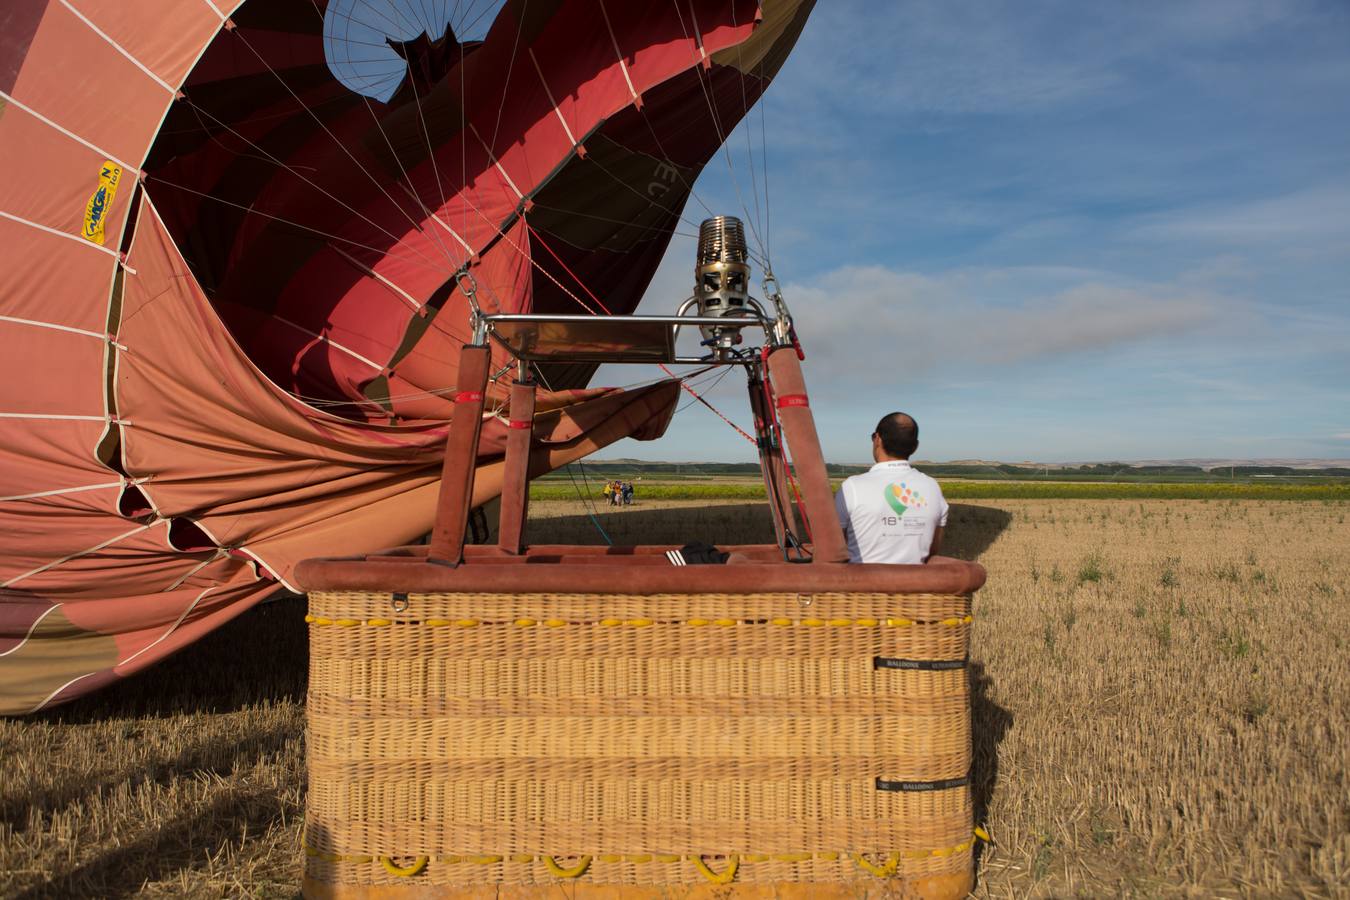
[0,0,813,713]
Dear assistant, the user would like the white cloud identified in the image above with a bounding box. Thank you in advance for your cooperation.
[1334,432,1350,441]
[778,264,1218,385]
[1129,184,1350,246]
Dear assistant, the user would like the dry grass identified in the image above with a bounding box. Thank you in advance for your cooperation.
[1,498,1346,897]
[965,499,1349,898]
[0,596,308,898]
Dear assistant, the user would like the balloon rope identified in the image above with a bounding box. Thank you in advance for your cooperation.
[486,2,528,166]
[143,176,453,282]
[523,6,769,272]
[674,1,770,266]
[393,9,467,264]
[325,0,470,283]
[595,0,716,226]
[565,462,614,546]
[524,221,755,445]
[731,2,771,270]
[224,19,467,269]
[173,99,457,278]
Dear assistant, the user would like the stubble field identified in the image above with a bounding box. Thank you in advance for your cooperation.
[1,497,1347,897]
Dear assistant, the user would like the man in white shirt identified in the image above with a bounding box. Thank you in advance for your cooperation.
[834,412,948,564]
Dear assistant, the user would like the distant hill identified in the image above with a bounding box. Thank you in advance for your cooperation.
[1128,458,1350,470]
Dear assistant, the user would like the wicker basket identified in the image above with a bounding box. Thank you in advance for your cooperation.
[302,588,977,898]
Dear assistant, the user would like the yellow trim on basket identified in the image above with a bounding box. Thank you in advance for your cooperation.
[692,854,739,884]
[307,614,973,629]
[304,835,983,878]
[379,855,428,877]
[543,855,592,877]
[852,852,900,877]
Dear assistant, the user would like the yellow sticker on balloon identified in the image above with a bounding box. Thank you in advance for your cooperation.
[82,161,122,245]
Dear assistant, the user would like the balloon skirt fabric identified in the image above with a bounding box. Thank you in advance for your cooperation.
[303,590,977,897]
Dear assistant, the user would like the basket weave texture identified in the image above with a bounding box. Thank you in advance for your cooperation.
[304,590,974,892]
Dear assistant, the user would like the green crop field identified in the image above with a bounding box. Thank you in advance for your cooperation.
[531,480,1350,503]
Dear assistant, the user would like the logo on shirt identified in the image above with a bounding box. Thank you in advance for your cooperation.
[884,481,927,516]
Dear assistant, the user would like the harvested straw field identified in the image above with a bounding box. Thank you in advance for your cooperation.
[1,498,1346,897]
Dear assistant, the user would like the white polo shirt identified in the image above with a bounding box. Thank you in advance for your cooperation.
[834,460,948,564]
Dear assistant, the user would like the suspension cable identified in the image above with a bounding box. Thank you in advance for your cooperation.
[314,1,467,274]
[172,97,459,278]
[565,462,613,545]
[731,2,770,272]
[222,21,468,272]
[676,1,770,265]
[524,220,755,445]
[194,1,776,442]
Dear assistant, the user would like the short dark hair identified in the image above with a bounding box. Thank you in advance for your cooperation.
[874,412,919,459]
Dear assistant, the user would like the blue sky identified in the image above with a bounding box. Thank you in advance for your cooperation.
[595,0,1350,464]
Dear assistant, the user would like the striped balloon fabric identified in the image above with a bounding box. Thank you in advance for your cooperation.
[0,0,812,713]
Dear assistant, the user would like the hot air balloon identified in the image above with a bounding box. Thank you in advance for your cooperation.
[0,0,815,714]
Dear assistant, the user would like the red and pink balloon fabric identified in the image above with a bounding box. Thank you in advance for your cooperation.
[0,0,812,713]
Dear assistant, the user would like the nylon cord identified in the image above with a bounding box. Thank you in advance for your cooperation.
[223,19,468,273]
[319,0,465,273]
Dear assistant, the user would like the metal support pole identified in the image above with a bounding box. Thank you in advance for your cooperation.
[428,345,491,566]
[747,366,791,551]
[764,347,850,564]
[497,377,536,555]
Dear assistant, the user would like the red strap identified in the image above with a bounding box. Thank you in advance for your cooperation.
[507,419,532,430]
[776,394,809,409]
[454,390,484,404]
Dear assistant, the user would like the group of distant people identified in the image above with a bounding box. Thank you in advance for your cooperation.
[602,480,635,506]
